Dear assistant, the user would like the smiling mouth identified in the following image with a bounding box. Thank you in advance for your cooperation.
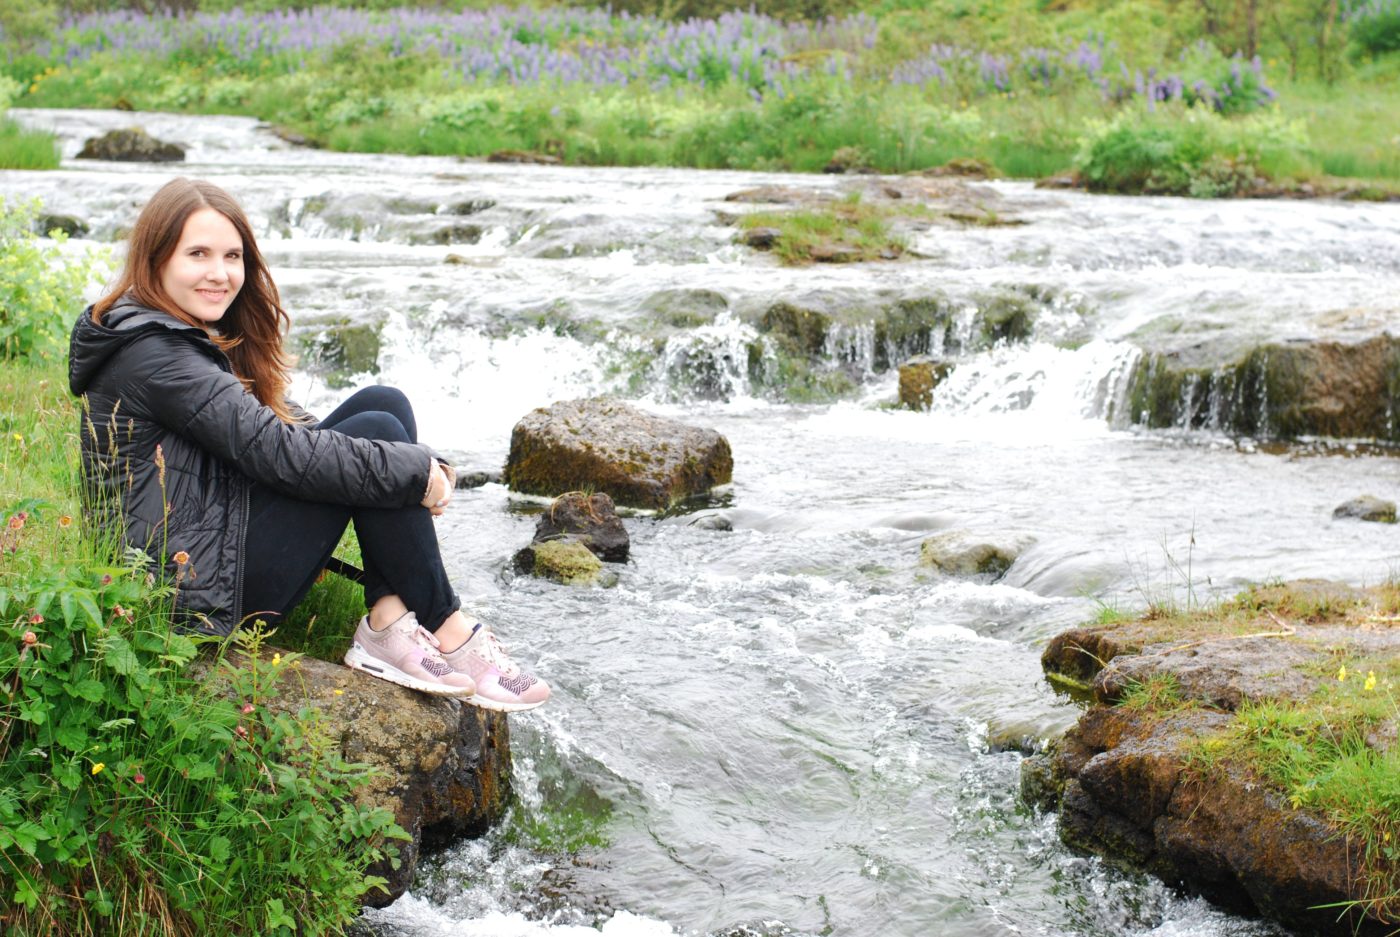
[196,289,227,301]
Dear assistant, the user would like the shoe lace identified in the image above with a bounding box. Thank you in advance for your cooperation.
[403,620,447,660]
[472,626,519,676]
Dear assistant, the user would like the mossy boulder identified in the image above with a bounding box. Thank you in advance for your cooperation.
[195,652,510,907]
[759,302,832,357]
[919,530,1032,579]
[519,539,604,584]
[76,127,185,162]
[898,356,954,410]
[297,317,383,389]
[35,213,89,238]
[503,397,733,510]
[640,289,729,329]
[1334,495,1397,523]
[1122,335,1400,441]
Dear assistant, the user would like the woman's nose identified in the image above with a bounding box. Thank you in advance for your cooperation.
[205,260,228,282]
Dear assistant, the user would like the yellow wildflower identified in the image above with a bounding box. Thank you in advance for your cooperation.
[91,762,105,776]
[1338,665,1348,682]
[271,653,281,666]
[1365,671,1377,691]
[333,689,344,696]
[11,433,21,443]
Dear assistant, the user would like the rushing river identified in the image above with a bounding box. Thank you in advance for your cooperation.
[10,108,1400,937]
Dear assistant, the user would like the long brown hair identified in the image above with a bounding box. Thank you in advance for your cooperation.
[93,177,297,422]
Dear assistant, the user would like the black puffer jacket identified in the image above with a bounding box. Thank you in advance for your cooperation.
[68,298,437,636]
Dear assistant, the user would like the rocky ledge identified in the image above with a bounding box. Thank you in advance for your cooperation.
[197,651,511,906]
[1025,580,1400,936]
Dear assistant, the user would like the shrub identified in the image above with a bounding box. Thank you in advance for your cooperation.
[0,220,405,936]
[0,196,103,360]
[1351,0,1400,56]
[1075,106,1314,196]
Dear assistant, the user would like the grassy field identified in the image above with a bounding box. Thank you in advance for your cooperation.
[2,0,1396,192]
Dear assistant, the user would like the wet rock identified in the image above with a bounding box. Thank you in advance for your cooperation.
[919,530,1033,579]
[532,491,629,563]
[723,185,827,205]
[76,127,185,162]
[487,149,561,164]
[898,356,954,410]
[267,125,317,148]
[422,223,484,246]
[517,539,604,584]
[1122,335,1400,442]
[1035,171,1081,190]
[640,288,729,328]
[759,302,832,357]
[1036,584,1400,935]
[446,198,495,215]
[743,226,783,249]
[503,397,733,510]
[455,468,501,489]
[688,512,733,531]
[1334,495,1396,523]
[809,243,865,263]
[35,213,89,238]
[1048,704,1375,934]
[195,652,509,907]
[296,317,382,389]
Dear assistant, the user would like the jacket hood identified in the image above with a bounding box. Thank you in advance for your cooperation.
[69,297,212,396]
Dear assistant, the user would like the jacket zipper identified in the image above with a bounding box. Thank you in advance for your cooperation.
[232,480,249,630]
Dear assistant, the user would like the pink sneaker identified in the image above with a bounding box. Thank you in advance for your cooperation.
[344,612,477,698]
[441,623,550,712]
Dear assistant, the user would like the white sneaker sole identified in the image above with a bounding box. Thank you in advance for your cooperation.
[462,694,548,713]
[344,642,476,698]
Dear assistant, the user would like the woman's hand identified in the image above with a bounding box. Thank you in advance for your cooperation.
[421,461,454,516]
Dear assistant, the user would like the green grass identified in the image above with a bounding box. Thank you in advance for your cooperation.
[0,119,59,170]
[737,193,910,264]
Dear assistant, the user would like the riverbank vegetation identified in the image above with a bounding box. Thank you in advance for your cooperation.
[0,197,405,936]
[1,0,1398,194]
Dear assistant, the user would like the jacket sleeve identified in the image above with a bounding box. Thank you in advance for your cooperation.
[127,333,433,508]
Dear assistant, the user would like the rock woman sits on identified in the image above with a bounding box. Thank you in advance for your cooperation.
[68,177,549,711]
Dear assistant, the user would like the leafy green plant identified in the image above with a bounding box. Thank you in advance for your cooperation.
[0,197,105,360]
[0,334,407,935]
[1075,105,1315,195]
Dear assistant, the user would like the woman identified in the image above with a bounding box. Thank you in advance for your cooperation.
[68,177,548,711]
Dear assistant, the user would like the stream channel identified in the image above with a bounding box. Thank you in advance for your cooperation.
[9,108,1400,937]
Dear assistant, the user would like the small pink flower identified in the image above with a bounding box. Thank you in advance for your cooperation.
[27,613,43,625]
[7,515,23,530]
[100,574,113,586]
[172,550,190,566]
[133,772,145,784]
[235,725,248,739]
[241,703,255,715]
[57,515,73,528]
[112,605,132,621]
[22,631,37,646]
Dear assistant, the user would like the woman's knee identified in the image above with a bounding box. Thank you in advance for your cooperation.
[347,386,415,436]
[327,410,410,443]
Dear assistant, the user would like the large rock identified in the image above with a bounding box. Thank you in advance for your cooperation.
[1334,495,1396,523]
[1032,581,1400,935]
[515,538,604,584]
[76,127,186,162]
[503,397,733,510]
[198,651,510,906]
[1121,336,1400,442]
[533,491,629,562]
[898,356,954,410]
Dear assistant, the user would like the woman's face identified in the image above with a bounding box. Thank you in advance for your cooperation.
[159,208,245,324]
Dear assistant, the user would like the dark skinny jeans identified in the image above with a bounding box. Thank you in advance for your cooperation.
[240,386,461,631]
